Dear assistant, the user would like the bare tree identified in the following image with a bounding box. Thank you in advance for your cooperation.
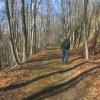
[5,0,20,66]
[83,0,89,60]
[33,0,37,53]
[20,0,28,61]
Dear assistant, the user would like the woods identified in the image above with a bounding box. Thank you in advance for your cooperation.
[1,0,100,63]
[0,0,100,99]
[0,0,99,68]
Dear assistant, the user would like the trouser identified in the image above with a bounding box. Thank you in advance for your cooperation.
[61,48,69,63]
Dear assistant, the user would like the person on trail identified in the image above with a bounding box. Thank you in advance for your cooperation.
[59,36,70,63]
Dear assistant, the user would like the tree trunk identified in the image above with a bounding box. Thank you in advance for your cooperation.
[84,0,89,60]
[5,0,19,66]
[33,0,37,54]
[20,0,28,61]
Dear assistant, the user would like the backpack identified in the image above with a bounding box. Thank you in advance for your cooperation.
[59,38,65,48]
[60,38,70,49]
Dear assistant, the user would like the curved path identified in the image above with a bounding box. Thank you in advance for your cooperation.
[0,45,100,100]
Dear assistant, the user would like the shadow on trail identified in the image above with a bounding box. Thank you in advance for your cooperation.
[14,62,52,71]
[25,62,54,70]
[24,66,100,100]
[89,61,100,65]
[94,56,100,61]
[44,47,59,50]
[70,56,83,62]
[0,62,86,92]
[27,55,61,63]
[28,54,83,64]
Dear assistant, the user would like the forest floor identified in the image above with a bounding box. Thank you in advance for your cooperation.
[0,43,100,100]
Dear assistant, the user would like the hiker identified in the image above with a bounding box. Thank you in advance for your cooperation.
[59,36,70,63]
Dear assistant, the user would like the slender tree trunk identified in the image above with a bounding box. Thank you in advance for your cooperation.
[20,0,28,61]
[61,0,66,35]
[33,0,37,54]
[84,0,89,60]
[29,0,33,56]
[5,0,19,66]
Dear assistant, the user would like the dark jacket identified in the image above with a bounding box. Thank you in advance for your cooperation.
[61,38,70,50]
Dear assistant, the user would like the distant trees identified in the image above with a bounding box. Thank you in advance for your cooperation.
[59,0,99,60]
[1,0,59,68]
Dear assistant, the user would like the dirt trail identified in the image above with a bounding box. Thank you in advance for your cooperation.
[0,45,100,100]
